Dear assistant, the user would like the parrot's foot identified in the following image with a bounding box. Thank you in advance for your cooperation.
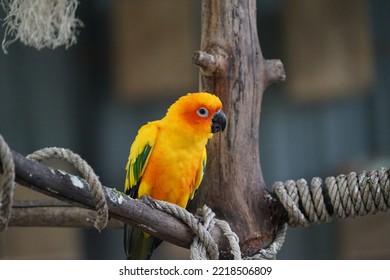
[140,195,158,209]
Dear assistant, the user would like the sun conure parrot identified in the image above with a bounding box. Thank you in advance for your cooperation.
[124,92,226,259]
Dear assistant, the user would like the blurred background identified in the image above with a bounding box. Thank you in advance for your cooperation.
[0,0,389,259]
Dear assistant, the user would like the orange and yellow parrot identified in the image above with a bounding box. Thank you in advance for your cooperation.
[124,92,226,259]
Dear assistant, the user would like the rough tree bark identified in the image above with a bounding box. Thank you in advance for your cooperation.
[191,0,286,258]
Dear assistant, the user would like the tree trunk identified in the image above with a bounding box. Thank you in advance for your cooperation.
[191,0,285,258]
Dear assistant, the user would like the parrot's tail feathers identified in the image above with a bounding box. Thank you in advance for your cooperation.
[124,224,162,260]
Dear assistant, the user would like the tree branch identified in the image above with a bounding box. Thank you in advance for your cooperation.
[9,200,123,228]
[190,0,287,258]
[1,150,228,252]
[265,59,286,86]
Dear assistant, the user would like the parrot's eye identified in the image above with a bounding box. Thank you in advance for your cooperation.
[197,107,209,118]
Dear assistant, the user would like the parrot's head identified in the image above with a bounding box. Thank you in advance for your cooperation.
[165,92,226,138]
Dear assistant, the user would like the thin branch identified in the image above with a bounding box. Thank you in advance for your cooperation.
[265,59,286,86]
[9,200,123,228]
[192,50,218,74]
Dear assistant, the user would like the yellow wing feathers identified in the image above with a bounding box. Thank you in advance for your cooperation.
[190,148,207,202]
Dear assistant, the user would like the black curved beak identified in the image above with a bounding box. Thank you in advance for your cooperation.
[211,109,227,133]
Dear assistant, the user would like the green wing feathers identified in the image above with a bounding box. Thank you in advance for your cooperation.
[125,144,152,198]
[124,121,159,259]
[124,121,159,196]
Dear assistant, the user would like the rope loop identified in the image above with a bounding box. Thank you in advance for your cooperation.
[27,147,108,231]
[0,135,15,231]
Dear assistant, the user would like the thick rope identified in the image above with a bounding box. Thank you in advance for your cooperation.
[213,217,242,259]
[273,168,390,227]
[26,148,108,231]
[190,205,219,260]
[0,135,15,231]
[244,223,287,260]
[192,204,241,260]
[152,200,286,260]
[151,200,220,259]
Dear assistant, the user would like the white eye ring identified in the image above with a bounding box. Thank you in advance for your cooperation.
[197,107,209,118]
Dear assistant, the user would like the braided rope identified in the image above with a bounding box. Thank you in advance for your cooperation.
[27,147,108,231]
[273,168,390,227]
[152,200,286,260]
[244,223,287,260]
[213,218,242,259]
[190,205,219,260]
[0,135,15,231]
[152,200,220,259]
[192,205,241,260]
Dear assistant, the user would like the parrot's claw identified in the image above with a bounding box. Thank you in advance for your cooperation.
[140,195,158,209]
